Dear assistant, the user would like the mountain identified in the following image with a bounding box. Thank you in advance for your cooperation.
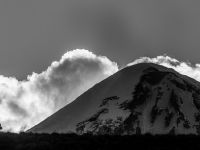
[28,63,200,135]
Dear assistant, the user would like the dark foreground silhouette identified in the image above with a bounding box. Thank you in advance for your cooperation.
[0,132,199,150]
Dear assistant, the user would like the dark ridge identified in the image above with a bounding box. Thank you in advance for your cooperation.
[183,80,200,93]
[123,112,140,134]
[168,90,191,129]
[150,87,165,125]
[169,90,180,112]
[176,112,185,126]
[125,67,171,110]
[150,105,162,124]
[155,86,164,102]
[164,110,174,127]
[118,100,130,110]
[168,127,176,135]
[99,96,120,107]
[141,67,169,85]
[170,77,200,93]
[130,82,152,108]
[170,79,187,91]
[192,93,200,110]
[194,113,200,135]
[195,112,200,122]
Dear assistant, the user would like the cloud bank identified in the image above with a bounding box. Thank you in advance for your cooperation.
[128,55,200,82]
[2,50,200,133]
[0,49,118,132]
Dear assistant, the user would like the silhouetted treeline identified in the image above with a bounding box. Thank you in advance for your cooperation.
[0,132,199,150]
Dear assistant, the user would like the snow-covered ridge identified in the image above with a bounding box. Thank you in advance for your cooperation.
[28,63,200,134]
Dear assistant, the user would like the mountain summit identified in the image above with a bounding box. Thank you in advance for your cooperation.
[28,63,200,135]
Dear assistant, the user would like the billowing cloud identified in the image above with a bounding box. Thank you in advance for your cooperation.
[3,51,200,133]
[128,55,200,82]
[0,49,118,132]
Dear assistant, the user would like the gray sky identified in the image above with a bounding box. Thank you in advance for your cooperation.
[2,0,200,79]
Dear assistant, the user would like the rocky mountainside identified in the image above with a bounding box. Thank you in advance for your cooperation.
[28,63,200,135]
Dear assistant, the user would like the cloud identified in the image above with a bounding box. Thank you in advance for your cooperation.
[0,49,118,132]
[2,51,200,133]
[128,55,200,82]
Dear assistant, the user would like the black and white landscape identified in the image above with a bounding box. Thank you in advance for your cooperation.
[28,63,200,135]
[2,0,200,150]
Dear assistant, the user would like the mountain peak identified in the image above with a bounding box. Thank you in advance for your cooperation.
[28,63,200,135]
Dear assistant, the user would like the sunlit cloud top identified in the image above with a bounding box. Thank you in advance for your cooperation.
[0,49,118,132]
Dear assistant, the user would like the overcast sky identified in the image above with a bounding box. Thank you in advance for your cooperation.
[2,0,200,79]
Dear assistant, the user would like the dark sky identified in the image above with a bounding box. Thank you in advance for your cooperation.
[2,0,200,79]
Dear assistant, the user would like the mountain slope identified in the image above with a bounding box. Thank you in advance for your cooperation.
[28,63,200,134]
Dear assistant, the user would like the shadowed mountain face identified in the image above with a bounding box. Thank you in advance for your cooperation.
[28,63,200,135]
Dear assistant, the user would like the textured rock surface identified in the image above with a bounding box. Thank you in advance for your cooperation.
[28,63,200,135]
